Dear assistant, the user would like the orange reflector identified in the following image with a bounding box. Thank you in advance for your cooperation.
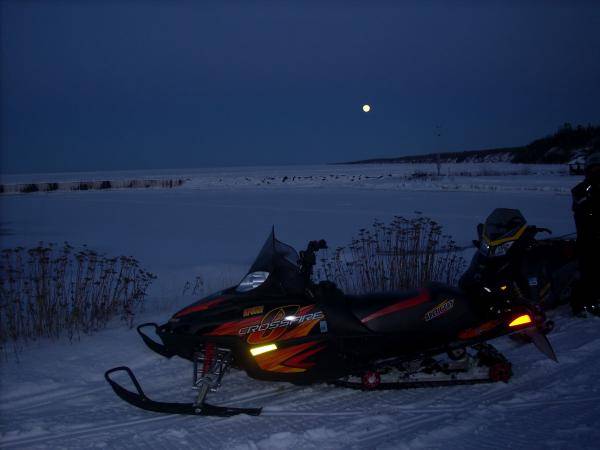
[509,314,532,327]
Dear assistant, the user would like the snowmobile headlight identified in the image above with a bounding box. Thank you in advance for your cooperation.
[479,242,491,256]
[490,240,514,257]
[236,271,270,292]
[250,344,277,356]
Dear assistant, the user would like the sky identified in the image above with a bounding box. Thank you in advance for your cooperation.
[1,0,600,174]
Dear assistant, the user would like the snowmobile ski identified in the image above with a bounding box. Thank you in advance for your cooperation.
[104,367,262,417]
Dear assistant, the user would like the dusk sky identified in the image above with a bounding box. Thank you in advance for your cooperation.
[2,0,600,174]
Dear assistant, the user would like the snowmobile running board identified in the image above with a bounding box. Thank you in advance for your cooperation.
[104,366,262,417]
[332,376,495,390]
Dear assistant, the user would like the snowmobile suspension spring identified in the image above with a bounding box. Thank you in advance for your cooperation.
[202,342,216,376]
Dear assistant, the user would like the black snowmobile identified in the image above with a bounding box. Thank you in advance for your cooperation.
[106,229,556,417]
[459,208,578,329]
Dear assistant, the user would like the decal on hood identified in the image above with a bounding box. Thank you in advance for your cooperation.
[243,305,264,317]
[424,298,455,322]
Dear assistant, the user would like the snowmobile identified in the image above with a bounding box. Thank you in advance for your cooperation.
[459,208,578,330]
[106,229,556,417]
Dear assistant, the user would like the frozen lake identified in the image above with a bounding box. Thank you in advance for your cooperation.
[0,164,575,302]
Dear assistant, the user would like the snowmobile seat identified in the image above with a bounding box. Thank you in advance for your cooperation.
[348,289,431,332]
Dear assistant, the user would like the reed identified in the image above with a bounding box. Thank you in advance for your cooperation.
[0,243,155,356]
[317,216,465,294]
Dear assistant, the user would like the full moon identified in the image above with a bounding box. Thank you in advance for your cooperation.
[362,104,371,113]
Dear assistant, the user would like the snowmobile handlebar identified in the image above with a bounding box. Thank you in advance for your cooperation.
[529,225,552,236]
[299,240,328,263]
[306,239,328,253]
[299,239,328,283]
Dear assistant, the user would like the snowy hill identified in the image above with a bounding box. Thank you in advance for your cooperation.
[342,147,518,165]
[342,123,600,166]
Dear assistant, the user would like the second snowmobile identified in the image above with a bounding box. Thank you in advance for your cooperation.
[106,229,556,417]
[459,208,578,327]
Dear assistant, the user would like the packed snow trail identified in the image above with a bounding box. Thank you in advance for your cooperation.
[2,309,600,449]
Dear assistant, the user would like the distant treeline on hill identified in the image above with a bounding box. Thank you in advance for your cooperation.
[0,178,185,195]
[342,123,600,165]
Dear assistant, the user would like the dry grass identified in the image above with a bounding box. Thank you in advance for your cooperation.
[317,216,465,294]
[0,243,155,357]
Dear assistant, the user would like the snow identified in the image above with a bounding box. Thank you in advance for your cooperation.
[1,163,598,449]
[0,162,572,194]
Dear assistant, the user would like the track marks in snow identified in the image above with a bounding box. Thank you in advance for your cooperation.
[0,383,312,448]
[5,387,107,413]
[3,315,600,449]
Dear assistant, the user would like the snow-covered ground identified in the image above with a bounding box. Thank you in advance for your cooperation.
[2,308,599,449]
[2,163,597,449]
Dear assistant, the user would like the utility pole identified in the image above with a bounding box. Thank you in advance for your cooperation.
[435,125,442,177]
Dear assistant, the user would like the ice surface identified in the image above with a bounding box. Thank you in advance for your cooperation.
[0,162,573,193]
[1,163,597,449]
[0,164,576,305]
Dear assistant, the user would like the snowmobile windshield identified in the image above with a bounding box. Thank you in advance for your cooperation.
[478,209,527,258]
[236,230,305,294]
[483,209,527,243]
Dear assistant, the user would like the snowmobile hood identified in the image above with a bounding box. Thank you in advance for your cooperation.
[173,291,231,319]
[172,229,306,320]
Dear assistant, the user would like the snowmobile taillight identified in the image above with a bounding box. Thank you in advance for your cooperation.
[489,362,512,383]
[361,371,381,389]
[250,344,278,356]
[508,314,532,327]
